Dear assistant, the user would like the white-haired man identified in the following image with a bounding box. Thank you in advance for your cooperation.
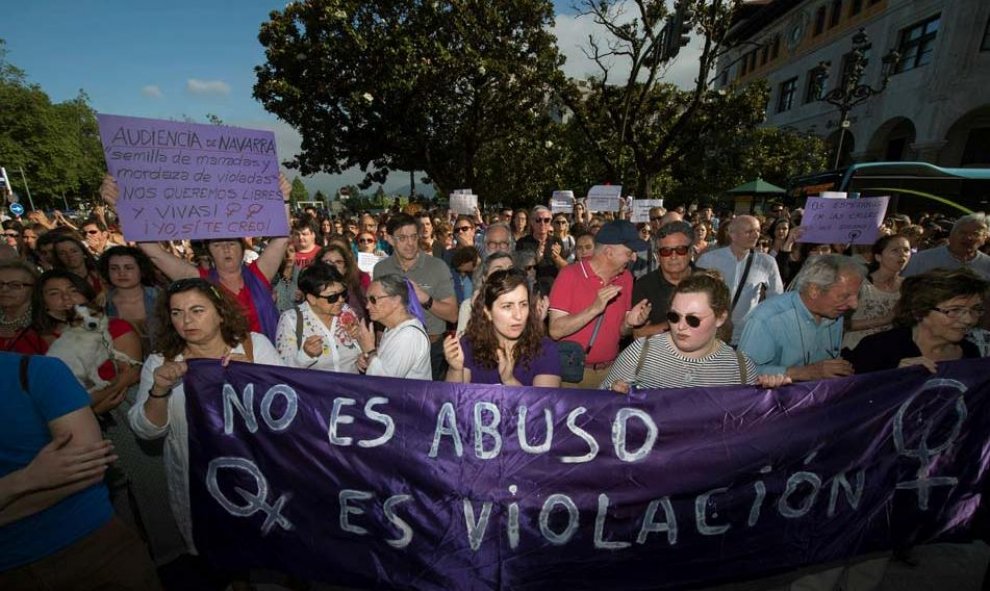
[738,254,866,381]
[903,213,990,279]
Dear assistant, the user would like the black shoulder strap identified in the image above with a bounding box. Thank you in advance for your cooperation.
[19,355,31,393]
[730,250,756,313]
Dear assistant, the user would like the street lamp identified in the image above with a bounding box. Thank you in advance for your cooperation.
[809,28,901,170]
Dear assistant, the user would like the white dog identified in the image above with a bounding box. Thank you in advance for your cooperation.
[46,305,141,392]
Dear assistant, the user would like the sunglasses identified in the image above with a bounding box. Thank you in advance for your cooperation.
[367,293,398,305]
[3,232,19,238]
[85,229,101,235]
[454,226,473,233]
[666,311,711,328]
[534,218,552,224]
[658,245,690,257]
[358,238,376,244]
[316,289,348,304]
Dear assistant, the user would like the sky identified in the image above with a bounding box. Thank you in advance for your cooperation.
[3,0,702,197]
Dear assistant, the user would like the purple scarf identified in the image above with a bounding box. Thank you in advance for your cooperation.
[208,265,279,341]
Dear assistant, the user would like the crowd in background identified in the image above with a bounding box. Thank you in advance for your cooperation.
[3,174,990,590]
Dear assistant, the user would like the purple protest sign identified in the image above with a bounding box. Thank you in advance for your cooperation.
[97,114,290,241]
[185,361,990,590]
[798,196,890,245]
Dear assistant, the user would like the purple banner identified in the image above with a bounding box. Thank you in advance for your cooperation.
[185,360,990,590]
[97,114,289,241]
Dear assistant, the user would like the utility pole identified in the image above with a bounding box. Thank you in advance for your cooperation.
[18,167,36,211]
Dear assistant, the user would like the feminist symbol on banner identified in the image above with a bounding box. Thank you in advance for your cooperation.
[893,379,967,510]
[207,457,294,535]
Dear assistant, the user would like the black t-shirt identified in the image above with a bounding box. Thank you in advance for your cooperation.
[843,326,982,374]
[632,271,678,326]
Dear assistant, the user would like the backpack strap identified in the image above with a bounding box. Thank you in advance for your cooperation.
[736,349,748,385]
[19,355,31,393]
[633,337,651,384]
[294,306,304,349]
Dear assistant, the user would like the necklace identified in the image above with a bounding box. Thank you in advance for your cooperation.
[0,307,31,330]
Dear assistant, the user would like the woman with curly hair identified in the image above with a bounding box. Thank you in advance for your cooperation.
[128,278,282,556]
[443,268,560,387]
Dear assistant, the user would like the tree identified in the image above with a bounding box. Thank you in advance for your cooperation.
[562,0,759,198]
[254,0,566,203]
[289,176,309,207]
[0,40,105,207]
[313,189,328,204]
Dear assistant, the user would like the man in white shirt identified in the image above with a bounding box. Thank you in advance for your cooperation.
[696,215,783,344]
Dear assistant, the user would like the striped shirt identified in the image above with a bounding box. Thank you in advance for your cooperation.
[599,333,758,390]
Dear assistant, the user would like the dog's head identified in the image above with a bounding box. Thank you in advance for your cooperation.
[70,304,108,332]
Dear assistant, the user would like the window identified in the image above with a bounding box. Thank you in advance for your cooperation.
[813,6,827,36]
[982,17,990,51]
[720,69,729,87]
[896,14,940,72]
[761,45,770,65]
[849,0,863,17]
[749,50,758,71]
[777,77,799,112]
[771,35,781,59]
[805,66,829,103]
[829,0,842,28]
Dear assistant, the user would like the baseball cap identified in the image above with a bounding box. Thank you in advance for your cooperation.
[595,220,649,252]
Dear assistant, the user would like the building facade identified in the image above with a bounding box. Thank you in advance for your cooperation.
[716,0,990,168]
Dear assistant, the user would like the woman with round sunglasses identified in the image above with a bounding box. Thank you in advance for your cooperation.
[601,271,790,391]
[354,274,432,380]
[445,269,560,387]
[275,263,362,373]
[552,213,576,261]
[843,268,988,374]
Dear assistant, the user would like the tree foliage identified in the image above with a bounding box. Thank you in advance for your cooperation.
[254,0,566,203]
[0,40,104,208]
[289,176,310,206]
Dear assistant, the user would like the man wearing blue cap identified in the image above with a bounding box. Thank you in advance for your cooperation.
[548,220,652,388]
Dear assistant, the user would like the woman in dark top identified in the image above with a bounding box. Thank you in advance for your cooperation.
[844,268,987,374]
[443,268,560,387]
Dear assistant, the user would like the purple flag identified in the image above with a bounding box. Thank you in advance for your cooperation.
[97,114,290,241]
[185,360,990,590]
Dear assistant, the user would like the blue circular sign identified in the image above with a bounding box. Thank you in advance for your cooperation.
[9,202,24,216]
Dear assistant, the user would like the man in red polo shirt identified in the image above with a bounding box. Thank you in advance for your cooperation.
[549,220,652,389]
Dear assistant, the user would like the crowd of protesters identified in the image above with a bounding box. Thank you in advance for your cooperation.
[2,172,990,590]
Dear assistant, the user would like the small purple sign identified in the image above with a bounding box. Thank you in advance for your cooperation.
[798,196,890,245]
[97,114,290,241]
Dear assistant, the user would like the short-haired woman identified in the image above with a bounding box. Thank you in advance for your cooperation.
[844,268,988,374]
[602,271,790,391]
[275,263,362,373]
[444,269,561,387]
[128,278,282,555]
[0,260,44,354]
[355,274,432,380]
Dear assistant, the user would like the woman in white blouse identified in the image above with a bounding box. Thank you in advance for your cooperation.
[275,263,362,373]
[127,278,282,556]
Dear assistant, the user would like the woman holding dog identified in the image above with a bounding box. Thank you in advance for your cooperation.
[129,278,282,558]
[33,270,142,415]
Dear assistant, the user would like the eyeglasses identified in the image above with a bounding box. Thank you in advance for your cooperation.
[393,233,419,243]
[367,293,398,306]
[932,306,985,320]
[534,218,552,224]
[658,245,690,257]
[454,226,473,233]
[0,281,33,290]
[666,311,711,328]
[315,289,348,304]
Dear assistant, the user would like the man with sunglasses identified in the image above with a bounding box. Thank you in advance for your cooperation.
[632,221,696,338]
[516,205,567,280]
[696,215,783,345]
[548,220,652,389]
[80,219,112,256]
